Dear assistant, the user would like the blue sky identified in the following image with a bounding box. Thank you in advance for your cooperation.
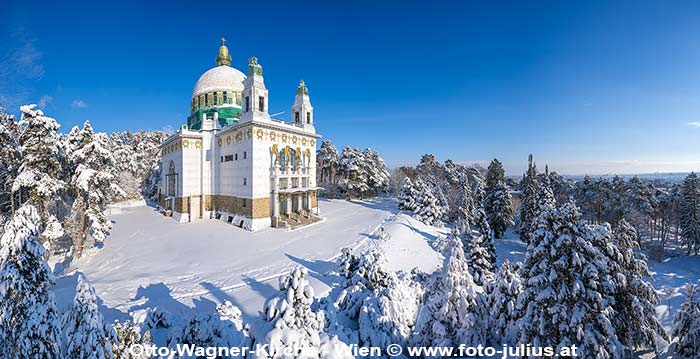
[2,0,700,175]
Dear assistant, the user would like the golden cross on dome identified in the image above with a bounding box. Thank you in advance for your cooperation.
[221,37,227,46]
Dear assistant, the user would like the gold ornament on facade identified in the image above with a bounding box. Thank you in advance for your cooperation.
[295,147,301,159]
[235,132,242,142]
[310,139,315,146]
[226,136,231,144]
[282,134,287,143]
[284,146,290,158]
[218,138,222,146]
[194,141,201,149]
[256,129,263,139]
[272,144,278,160]
[305,148,311,159]
[270,132,276,141]
[183,140,190,148]
[246,128,252,139]
[292,135,298,144]
[302,138,307,146]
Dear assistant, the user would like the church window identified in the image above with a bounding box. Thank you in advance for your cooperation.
[245,96,250,112]
[223,91,228,104]
[224,155,233,162]
[220,156,224,162]
[295,112,300,123]
[235,153,238,161]
[242,198,247,208]
[243,178,247,186]
[306,112,311,124]
[205,94,209,107]
[258,96,265,112]
[243,151,247,159]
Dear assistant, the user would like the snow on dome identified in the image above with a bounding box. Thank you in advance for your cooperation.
[192,65,246,98]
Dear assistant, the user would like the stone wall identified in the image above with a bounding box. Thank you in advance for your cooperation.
[208,194,270,219]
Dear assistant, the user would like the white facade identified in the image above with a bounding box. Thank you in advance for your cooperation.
[158,43,321,231]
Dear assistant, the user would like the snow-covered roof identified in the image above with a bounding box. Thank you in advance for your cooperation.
[192,65,246,98]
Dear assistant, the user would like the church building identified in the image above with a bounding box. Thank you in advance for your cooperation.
[158,39,321,230]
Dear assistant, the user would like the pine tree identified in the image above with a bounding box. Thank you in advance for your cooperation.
[63,274,117,359]
[0,107,21,213]
[338,147,369,199]
[472,208,496,266]
[251,267,325,358]
[0,204,61,359]
[519,154,538,242]
[412,177,444,226]
[456,176,475,224]
[112,320,154,359]
[66,121,123,257]
[671,283,700,358]
[12,105,65,232]
[611,219,667,355]
[484,260,522,346]
[463,225,495,286]
[680,172,700,255]
[413,230,483,349]
[317,139,339,185]
[398,177,417,211]
[517,201,622,358]
[485,180,514,239]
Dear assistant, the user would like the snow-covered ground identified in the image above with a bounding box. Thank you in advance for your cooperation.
[54,197,699,356]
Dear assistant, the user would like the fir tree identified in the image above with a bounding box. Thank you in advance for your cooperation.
[0,204,61,359]
[472,208,496,266]
[485,180,514,239]
[517,201,622,358]
[484,260,522,346]
[0,107,21,213]
[413,230,483,350]
[66,121,123,257]
[463,225,495,286]
[456,176,475,224]
[519,154,538,242]
[12,105,65,233]
[680,172,700,255]
[317,139,339,185]
[112,320,154,359]
[671,283,700,358]
[611,219,667,355]
[63,274,117,359]
[251,267,325,358]
[398,177,417,211]
[413,177,444,226]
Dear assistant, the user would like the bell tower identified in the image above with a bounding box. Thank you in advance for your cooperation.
[292,80,314,130]
[240,57,269,123]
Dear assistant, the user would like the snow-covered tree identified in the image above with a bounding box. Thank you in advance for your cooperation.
[112,320,154,359]
[0,107,21,213]
[63,274,117,359]
[517,201,622,358]
[611,219,667,354]
[484,260,522,346]
[169,312,250,359]
[12,105,65,230]
[456,176,475,224]
[472,208,496,267]
[251,267,325,358]
[66,121,123,257]
[317,140,339,185]
[485,180,514,239]
[0,204,61,358]
[398,177,418,211]
[680,172,700,255]
[413,177,444,226]
[358,271,423,353]
[671,283,700,358]
[463,224,495,286]
[413,230,483,350]
[519,154,538,242]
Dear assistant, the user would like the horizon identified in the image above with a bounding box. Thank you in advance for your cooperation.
[2,0,700,176]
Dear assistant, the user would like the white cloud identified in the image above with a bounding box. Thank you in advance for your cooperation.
[38,95,52,109]
[71,99,88,109]
[0,29,44,111]
[688,121,700,128]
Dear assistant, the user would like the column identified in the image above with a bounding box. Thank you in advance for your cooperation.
[285,194,292,215]
[296,193,303,214]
